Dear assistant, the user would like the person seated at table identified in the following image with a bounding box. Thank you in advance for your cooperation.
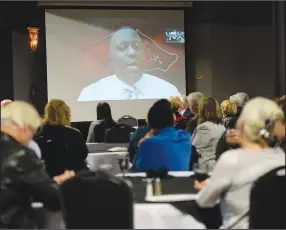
[134,99,191,172]
[192,97,225,173]
[0,101,74,228]
[86,102,117,143]
[168,96,188,130]
[35,99,88,177]
[128,124,151,165]
[195,97,285,229]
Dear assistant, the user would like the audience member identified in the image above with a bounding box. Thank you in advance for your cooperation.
[0,101,74,228]
[275,95,286,151]
[169,96,188,130]
[1,99,42,159]
[192,97,225,172]
[135,99,191,172]
[35,99,88,177]
[86,102,117,143]
[186,92,205,134]
[195,97,285,229]
[230,92,250,117]
[178,95,189,117]
[220,99,238,129]
[128,123,151,165]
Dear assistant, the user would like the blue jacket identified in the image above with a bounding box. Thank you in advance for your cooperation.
[135,127,191,172]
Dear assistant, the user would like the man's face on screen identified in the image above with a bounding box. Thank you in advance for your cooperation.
[110,28,145,83]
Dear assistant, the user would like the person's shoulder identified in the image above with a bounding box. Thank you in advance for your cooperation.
[64,125,83,136]
[142,73,180,91]
[77,75,116,101]
[217,148,241,165]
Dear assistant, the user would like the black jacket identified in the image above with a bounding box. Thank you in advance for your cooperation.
[0,133,61,229]
[220,115,238,130]
[35,125,88,178]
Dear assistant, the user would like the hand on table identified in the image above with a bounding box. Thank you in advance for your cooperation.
[53,170,75,185]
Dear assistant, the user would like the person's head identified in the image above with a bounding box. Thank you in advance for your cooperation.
[236,97,285,148]
[198,97,221,124]
[109,27,145,84]
[221,100,237,118]
[1,99,12,107]
[276,95,285,116]
[168,96,182,115]
[178,95,188,111]
[1,101,42,146]
[147,99,174,130]
[230,92,250,107]
[187,92,204,115]
[43,99,71,126]
[97,102,113,121]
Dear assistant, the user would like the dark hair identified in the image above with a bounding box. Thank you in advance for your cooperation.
[147,99,174,130]
[97,102,113,121]
[277,95,285,117]
[198,97,222,124]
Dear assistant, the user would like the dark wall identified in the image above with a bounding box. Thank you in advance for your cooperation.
[0,30,14,101]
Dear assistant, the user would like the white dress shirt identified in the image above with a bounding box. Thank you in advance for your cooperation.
[77,73,180,101]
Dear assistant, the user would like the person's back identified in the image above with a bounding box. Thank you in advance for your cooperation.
[136,127,191,171]
[36,124,88,177]
[86,119,116,143]
[198,147,285,229]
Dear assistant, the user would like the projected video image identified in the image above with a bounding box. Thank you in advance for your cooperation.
[45,10,186,121]
[78,26,183,101]
[166,28,185,43]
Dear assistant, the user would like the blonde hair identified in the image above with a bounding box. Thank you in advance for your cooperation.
[168,96,182,114]
[1,101,42,131]
[221,100,237,117]
[237,97,284,142]
[43,99,71,126]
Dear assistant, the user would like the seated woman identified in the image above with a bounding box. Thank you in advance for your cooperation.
[86,102,117,143]
[220,99,238,129]
[195,97,285,229]
[135,99,191,172]
[35,99,88,177]
[192,97,225,173]
[169,96,188,130]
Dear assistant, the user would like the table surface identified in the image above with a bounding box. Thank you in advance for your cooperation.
[87,142,129,153]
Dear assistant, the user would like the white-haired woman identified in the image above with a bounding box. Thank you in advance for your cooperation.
[195,97,285,229]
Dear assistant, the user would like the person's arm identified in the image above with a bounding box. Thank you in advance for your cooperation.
[86,122,95,143]
[215,131,229,161]
[192,125,212,150]
[196,151,238,208]
[74,130,89,161]
[6,149,61,211]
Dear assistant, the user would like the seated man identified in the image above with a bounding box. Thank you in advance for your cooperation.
[135,99,191,172]
[0,101,74,228]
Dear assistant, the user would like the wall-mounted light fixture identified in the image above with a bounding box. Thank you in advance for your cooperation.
[27,27,39,52]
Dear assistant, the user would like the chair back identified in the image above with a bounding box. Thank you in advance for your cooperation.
[249,165,286,229]
[105,124,135,143]
[60,170,134,229]
[118,115,138,127]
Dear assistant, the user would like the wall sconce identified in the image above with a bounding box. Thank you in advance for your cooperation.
[27,27,39,52]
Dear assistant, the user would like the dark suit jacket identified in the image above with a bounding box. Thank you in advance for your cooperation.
[186,114,199,135]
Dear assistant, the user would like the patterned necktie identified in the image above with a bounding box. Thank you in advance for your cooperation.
[123,86,141,99]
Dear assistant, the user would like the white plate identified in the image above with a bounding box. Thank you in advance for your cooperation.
[145,194,198,202]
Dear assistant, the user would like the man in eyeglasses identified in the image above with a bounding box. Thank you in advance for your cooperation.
[78,27,180,101]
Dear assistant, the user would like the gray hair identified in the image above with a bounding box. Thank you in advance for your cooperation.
[179,95,188,106]
[187,92,204,111]
[230,92,249,107]
[1,101,42,131]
